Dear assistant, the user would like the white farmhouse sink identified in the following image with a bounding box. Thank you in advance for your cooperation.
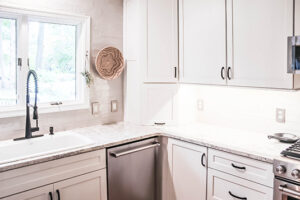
[0,133,95,165]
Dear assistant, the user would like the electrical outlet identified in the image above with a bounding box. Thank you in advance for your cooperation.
[276,108,286,123]
[197,99,204,111]
[111,100,118,112]
[91,102,100,115]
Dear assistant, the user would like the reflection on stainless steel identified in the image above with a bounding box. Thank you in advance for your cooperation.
[107,137,161,200]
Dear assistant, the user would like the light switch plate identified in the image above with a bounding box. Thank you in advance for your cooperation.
[91,102,100,115]
[111,100,118,112]
[276,108,286,123]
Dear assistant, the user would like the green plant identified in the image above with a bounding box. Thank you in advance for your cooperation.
[81,70,94,87]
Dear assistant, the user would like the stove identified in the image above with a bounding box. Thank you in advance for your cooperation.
[274,140,300,200]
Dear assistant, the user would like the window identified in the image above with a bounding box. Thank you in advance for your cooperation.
[0,7,90,117]
[0,17,17,106]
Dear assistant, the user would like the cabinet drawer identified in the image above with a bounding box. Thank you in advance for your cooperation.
[207,169,273,200]
[208,149,273,187]
[0,149,106,198]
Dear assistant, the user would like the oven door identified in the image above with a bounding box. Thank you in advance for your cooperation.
[275,178,300,200]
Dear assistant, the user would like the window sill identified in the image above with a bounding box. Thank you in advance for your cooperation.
[0,102,90,119]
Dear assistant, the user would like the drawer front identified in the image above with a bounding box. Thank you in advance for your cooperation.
[207,169,273,200]
[0,149,106,198]
[208,149,273,187]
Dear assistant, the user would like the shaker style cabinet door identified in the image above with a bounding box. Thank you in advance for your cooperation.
[168,139,207,200]
[227,0,294,89]
[179,0,227,85]
[141,84,178,125]
[207,169,273,200]
[2,185,53,200]
[146,0,178,82]
[53,170,107,200]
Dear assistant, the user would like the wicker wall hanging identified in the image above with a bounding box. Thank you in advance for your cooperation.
[95,47,124,80]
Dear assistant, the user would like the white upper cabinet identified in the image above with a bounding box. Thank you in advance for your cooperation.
[179,0,227,85]
[227,0,295,89]
[296,0,300,35]
[146,0,178,82]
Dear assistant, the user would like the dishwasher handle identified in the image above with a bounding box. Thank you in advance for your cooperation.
[110,142,160,158]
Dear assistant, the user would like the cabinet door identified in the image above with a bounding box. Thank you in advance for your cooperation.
[168,139,207,200]
[227,0,294,89]
[2,185,53,200]
[142,84,178,125]
[146,0,178,82]
[207,169,273,200]
[53,170,107,200]
[179,0,227,84]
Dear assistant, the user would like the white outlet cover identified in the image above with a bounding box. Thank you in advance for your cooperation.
[91,102,100,115]
[111,100,118,112]
[276,108,286,123]
[197,99,204,111]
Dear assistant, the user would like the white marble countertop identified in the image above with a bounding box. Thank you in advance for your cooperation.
[0,122,292,172]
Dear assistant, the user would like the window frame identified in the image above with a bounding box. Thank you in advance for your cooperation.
[0,4,91,118]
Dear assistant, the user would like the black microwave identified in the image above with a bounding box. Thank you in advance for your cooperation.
[288,36,300,73]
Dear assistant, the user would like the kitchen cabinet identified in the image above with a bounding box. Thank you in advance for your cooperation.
[53,170,107,200]
[179,0,227,85]
[168,139,207,200]
[0,150,107,199]
[3,170,107,200]
[142,84,178,125]
[227,0,297,89]
[146,0,178,82]
[2,185,53,200]
[207,169,273,200]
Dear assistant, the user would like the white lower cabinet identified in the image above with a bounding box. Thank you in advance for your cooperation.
[207,169,273,200]
[53,170,107,200]
[168,139,207,200]
[2,185,53,200]
[3,170,107,200]
[0,150,107,200]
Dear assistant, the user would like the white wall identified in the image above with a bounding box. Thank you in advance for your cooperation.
[177,84,300,134]
[0,0,123,140]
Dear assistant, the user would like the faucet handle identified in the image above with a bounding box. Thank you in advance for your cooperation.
[33,106,38,120]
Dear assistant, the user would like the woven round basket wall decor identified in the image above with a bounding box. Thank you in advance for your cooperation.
[95,47,124,80]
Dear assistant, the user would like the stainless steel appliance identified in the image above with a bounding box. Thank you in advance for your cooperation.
[288,36,300,74]
[107,137,161,200]
[274,140,300,200]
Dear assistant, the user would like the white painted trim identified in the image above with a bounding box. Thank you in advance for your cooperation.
[0,4,91,118]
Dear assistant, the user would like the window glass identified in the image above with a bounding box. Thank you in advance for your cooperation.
[0,17,17,106]
[28,21,76,103]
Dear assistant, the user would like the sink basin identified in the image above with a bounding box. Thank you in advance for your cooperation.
[0,133,95,165]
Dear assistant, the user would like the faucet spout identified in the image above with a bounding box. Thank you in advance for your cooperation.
[14,70,42,141]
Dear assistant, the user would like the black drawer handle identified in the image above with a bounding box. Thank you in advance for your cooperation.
[231,163,246,170]
[56,190,60,200]
[49,192,53,200]
[201,153,206,167]
[229,191,247,200]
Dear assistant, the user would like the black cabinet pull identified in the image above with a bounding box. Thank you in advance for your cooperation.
[49,192,53,200]
[231,163,246,170]
[228,191,247,200]
[56,190,61,200]
[221,67,225,80]
[154,122,166,126]
[201,153,206,167]
[174,67,177,78]
[227,67,232,80]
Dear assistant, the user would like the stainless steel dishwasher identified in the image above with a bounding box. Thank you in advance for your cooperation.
[107,137,160,200]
